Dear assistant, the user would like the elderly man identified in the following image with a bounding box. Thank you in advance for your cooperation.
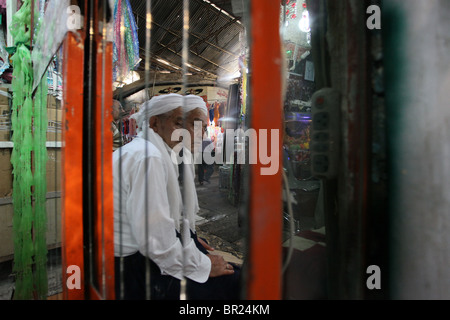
[113,93,234,300]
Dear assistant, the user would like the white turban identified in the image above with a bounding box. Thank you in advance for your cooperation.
[183,95,208,116]
[130,93,183,132]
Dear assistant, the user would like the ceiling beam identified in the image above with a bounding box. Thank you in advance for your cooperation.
[132,6,242,58]
[189,17,239,54]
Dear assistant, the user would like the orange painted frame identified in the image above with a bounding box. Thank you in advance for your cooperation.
[246,0,283,299]
[61,32,115,300]
[89,37,115,300]
[61,31,86,300]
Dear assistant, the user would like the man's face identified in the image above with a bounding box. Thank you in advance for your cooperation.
[151,107,184,149]
[185,108,208,152]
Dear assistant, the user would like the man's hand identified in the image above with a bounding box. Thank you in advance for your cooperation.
[207,254,234,278]
[198,237,215,252]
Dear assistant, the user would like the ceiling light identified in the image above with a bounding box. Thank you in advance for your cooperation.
[299,10,310,32]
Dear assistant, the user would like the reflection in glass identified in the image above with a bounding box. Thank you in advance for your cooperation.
[280,0,327,300]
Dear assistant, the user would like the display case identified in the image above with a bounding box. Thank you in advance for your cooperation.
[283,110,322,231]
[284,111,312,180]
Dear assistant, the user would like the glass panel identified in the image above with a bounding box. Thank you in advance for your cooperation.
[114,0,248,300]
[45,51,64,299]
[280,0,327,300]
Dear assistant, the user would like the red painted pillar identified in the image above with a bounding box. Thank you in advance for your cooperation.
[247,0,284,300]
[61,31,86,300]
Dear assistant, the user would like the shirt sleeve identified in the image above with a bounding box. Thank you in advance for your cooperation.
[181,219,211,283]
[126,156,185,280]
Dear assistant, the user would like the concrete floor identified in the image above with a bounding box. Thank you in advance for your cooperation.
[195,165,246,261]
[0,248,63,300]
[0,164,244,300]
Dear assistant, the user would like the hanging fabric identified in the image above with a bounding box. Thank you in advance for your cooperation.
[0,14,9,77]
[112,0,140,83]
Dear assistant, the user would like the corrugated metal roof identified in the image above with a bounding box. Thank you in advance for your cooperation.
[128,0,244,80]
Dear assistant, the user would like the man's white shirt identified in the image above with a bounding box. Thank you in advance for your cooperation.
[112,131,211,283]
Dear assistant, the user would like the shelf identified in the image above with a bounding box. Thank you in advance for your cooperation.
[0,141,62,148]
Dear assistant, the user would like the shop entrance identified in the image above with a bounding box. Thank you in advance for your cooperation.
[0,0,390,301]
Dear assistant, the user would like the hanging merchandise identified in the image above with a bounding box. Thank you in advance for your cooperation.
[0,15,9,78]
[121,106,138,144]
[113,0,140,83]
[31,0,72,93]
[9,0,48,300]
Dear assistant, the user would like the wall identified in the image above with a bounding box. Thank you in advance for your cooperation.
[0,93,62,261]
[384,0,450,299]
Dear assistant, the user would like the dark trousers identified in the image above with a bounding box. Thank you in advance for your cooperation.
[187,231,241,300]
[198,162,214,183]
[114,252,180,300]
[115,232,241,300]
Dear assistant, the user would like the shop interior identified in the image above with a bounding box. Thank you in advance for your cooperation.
[0,0,327,300]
